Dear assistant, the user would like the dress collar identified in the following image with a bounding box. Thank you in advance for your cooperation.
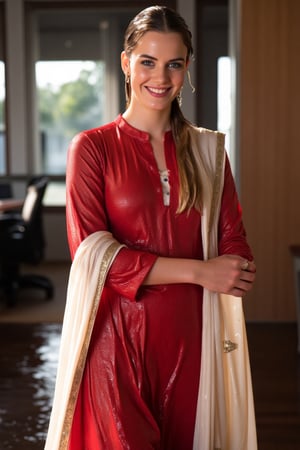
[115,114,172,142]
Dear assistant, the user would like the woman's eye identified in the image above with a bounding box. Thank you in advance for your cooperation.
[168,62,183,69]
[141,59,154,67]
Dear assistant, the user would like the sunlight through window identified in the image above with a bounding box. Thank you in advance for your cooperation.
[35,60,105,175]
[217,56,232,160]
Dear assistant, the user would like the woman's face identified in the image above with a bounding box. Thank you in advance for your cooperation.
[122,31,189,113]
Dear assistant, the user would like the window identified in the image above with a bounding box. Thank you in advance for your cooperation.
[27,7,137,205]
[36,60,105,174]
[32,9,137,176]
[217,56,232,158]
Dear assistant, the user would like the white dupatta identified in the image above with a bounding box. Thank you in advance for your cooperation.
[44,231,124,450]
[190,128,257,450]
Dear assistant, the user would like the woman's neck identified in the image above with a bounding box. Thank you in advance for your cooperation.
[122,106,171,140]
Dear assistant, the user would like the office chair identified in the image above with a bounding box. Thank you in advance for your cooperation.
[0,176,54,306]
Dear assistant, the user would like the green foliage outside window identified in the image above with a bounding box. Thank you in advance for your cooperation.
[37,61,105,173]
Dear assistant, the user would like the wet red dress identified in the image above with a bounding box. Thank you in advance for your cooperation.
[66,115,252,450]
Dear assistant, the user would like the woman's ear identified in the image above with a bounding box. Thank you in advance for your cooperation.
[121,51,130,76]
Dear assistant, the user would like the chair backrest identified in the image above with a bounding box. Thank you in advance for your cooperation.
[20,176,49,262]
[22,176,48,224]
[0,176,49,265]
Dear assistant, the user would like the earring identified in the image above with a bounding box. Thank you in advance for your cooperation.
[187,70,195,93]
[125,73,130,84]
[177,88,183,107]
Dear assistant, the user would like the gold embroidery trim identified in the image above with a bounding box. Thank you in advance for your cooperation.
[223,339,238,353]
[208,131,225,236]
[59,241,122,450]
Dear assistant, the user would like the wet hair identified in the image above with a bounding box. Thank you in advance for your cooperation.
[123,6,202,213]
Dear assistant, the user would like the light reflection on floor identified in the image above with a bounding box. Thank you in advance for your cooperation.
[0,323,61,450]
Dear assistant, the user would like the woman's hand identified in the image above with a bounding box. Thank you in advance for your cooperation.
[196,254,256,297]
[143,254,256,297]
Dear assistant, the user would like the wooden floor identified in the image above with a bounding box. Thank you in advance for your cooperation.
[247,323,300,449]
[0,322,299,449]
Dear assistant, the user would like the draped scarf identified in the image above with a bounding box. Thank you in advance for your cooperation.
[44,231,124,450]
[190,127,257,450]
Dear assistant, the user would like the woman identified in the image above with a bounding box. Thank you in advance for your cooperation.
[45,5,256,450]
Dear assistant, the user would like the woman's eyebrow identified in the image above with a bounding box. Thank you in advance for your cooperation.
[138,54,157,60]
[138,54,185,62]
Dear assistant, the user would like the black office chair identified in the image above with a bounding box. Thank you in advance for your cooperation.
[0,176,54,306]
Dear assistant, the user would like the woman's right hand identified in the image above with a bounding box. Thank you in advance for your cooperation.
[143,254,256,298]
[196,254,256,297]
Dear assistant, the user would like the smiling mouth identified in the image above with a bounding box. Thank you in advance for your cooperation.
[146,87,170,95]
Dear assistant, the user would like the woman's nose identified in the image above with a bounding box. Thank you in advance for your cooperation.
[153,65,169,83]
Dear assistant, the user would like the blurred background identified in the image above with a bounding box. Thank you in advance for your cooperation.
[0,0,299,449]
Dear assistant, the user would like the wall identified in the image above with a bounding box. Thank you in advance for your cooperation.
[239,0,300,321]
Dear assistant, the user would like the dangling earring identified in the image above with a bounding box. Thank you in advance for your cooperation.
[124,73,131,108]
[177,88,183,107]
[187,70,195,93]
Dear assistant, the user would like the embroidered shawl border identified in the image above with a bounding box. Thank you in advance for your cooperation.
[44,232,124,450]
[190,128,257,450]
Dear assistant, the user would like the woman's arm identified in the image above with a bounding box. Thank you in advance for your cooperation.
[66,131,158,301]
[218,156,253,260]
[67,133,255,299]
[144,155,256,297]
[143,254,255,297]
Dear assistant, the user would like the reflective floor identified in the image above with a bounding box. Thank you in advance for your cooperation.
[0,322,300,449]
[0,323,61,450]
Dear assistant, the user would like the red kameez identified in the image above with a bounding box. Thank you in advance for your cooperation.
[65,115,252,450]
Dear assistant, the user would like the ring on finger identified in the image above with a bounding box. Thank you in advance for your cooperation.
[241,260,249,271]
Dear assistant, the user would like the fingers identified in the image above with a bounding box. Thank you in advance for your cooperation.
[241,259,249,270]
[227,279,254,297]
[240,259,256,273]
[203,255,256,296]
[228,287,248,297]
[227,256,256,297]
[234,262,256,296]
[240,269,255,283]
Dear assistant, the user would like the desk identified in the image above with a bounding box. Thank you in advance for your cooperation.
[0,198,23,212]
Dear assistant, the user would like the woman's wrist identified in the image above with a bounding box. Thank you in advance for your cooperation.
[143,256,205,286]
[188,259,207,285]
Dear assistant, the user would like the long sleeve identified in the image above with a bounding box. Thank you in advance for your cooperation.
[218,156,253,260]
[66,130,157,301]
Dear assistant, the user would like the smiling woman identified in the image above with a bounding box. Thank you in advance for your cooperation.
[44,6,256,450]
[121,31,188,117]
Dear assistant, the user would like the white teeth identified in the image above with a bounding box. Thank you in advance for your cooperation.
[148,87,167,94]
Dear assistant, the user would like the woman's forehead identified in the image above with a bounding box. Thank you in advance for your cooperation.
[133,31,188,58]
